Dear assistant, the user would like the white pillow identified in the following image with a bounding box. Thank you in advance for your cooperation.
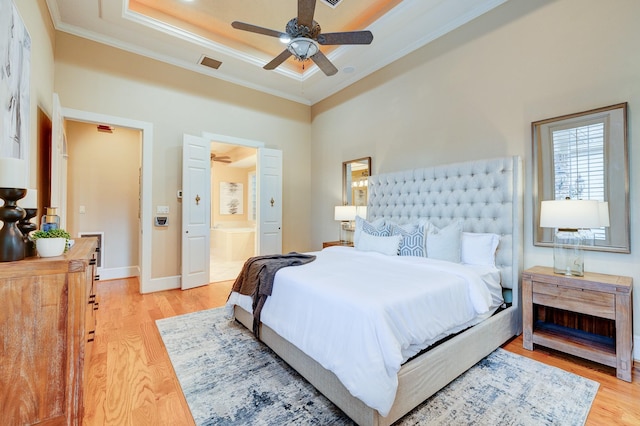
[461,232,501,266]
[356,233,401,256]
[425,221,463,263]
[354,216,387,247]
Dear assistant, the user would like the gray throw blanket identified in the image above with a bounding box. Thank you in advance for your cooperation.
[230,252,316,338]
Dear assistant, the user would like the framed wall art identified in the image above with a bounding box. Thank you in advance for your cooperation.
[1,0,31,166]
[220,182,243,215]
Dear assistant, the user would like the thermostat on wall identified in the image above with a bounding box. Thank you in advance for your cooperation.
[155,216,168,227]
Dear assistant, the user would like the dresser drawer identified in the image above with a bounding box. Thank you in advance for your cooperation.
[532,281,615,320]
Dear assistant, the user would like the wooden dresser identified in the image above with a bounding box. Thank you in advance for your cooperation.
[0,238,99,425]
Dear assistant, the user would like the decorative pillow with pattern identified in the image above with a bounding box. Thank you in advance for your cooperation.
[354,216,388,247]
[389,222,428,257]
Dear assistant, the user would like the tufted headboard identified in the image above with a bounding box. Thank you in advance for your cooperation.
[367,156,522,292]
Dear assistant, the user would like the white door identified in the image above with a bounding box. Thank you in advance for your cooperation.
[181,134,211,289]
[257,148,283,255]
[51,93,68,228]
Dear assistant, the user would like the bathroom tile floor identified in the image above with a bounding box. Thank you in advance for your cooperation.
[209,257,245,283]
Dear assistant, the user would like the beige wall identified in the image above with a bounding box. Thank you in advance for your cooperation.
[311,0,640,352]
[66,121,140,275]
[53,32,312,278]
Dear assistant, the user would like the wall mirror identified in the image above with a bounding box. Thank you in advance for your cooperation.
[532,103,629,253]
[343,157,371,206]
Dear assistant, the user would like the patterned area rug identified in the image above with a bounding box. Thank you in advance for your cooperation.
[156,307,599,426]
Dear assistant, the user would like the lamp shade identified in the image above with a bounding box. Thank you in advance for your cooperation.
[540,199,602,229]
[0,157,26,189]
[334,205,357,221]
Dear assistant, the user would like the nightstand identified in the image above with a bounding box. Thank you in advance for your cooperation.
[522,266,633,382]
[322,240,353,249]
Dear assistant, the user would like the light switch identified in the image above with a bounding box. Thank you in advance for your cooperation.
[156,205,170,214]
[79,205,86,214]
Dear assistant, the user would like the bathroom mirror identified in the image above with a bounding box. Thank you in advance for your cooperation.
[532,103,629,253]
[343,157,371,206]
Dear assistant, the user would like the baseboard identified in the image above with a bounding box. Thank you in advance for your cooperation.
[141,275,181,293]
[97,266,139,281]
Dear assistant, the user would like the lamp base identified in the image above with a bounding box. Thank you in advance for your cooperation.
[553,229,584,277]
[0,188,27,262]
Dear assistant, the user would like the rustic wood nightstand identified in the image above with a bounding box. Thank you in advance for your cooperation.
[322,240,354,249]
[522,266,633,382]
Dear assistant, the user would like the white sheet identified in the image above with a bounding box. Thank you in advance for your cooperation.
[226,246,501,417]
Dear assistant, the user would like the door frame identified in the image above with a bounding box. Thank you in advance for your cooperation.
[61,107,153,293]
[202,132,265,258]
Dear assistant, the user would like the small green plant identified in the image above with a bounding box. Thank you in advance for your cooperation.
[31,228,71,240]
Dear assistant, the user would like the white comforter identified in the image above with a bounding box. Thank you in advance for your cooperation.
[226,246,500,417]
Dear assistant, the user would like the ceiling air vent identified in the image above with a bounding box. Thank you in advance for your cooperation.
[199,56,222,70]
[320,0,343,8]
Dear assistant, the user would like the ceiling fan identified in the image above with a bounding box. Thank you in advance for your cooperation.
[211,153,231,163]
[231,0,373,76]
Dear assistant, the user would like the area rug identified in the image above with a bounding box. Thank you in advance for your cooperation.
[156,307,599,425]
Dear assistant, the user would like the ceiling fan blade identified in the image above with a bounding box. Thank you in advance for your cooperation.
[297,0,316,28]
[264,49,294,70]
[231,21,288,39]
[317,31,374,45]
[311,51,338,76]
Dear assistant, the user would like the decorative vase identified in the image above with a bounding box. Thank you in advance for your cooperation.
[35,238,67,257]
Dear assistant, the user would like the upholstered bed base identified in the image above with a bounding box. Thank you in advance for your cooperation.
[232,156,523,425]
[234,304,520,425]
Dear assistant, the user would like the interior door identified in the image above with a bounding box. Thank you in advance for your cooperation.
[51,93,68,228]
[257,148,282,255]
[181,134,211,289]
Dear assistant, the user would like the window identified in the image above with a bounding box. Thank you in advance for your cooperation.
[532,103,629,253]
[551,121,605,240]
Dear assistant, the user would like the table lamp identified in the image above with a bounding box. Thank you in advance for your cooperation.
[540,199,609,276]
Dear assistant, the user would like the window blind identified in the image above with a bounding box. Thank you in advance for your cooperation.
[552,122,606,239]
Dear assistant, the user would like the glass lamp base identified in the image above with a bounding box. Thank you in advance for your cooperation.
[553,230,584,276]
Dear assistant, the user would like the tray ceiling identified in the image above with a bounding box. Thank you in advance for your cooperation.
[45,0,508,105]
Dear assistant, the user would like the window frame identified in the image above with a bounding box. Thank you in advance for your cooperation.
[532,103,629,253]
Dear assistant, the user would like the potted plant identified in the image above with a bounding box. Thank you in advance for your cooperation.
[30,228,72,257]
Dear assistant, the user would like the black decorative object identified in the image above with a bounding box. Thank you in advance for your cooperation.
[18,207,38,257]
[0,188,27,262]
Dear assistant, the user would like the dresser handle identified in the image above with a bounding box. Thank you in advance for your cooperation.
[89,259,97,266]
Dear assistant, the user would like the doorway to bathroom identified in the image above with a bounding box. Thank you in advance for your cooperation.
[209,141,257,282]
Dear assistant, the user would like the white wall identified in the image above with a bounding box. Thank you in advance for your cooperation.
[311,0,640,357]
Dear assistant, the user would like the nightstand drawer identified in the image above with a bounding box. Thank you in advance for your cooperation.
[532,282,615,320]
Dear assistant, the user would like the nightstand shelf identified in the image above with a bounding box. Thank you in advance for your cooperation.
[522,266,633,382]
[532,321,616,367]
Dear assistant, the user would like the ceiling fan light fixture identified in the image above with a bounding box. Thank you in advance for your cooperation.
[287,37,318,60]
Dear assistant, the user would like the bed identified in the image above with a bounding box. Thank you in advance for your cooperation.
[227,156,523,426]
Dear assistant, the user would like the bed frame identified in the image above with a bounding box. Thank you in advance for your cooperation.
[234,156,523,426]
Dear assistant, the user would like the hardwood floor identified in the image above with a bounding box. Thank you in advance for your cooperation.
[84,277,640,425]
